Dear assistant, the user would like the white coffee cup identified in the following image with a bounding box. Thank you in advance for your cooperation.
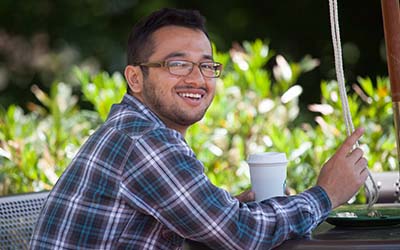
[247,152,288,201]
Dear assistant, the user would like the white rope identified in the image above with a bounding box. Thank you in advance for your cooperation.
[328,0,379,208]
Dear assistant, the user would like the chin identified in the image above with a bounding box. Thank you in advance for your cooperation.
[179,115,204,126]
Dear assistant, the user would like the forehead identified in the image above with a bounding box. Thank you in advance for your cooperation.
[149,25,212,60]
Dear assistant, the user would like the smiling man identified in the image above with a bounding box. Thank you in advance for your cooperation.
[125,25,217,134]
[30,8,368,250]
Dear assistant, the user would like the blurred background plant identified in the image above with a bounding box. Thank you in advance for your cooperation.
[0,40,396,205]
[0,82,100,194]
[74,67,126,121]
[0,70,125,195]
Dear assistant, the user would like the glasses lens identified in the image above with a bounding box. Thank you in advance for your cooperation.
[167,61,193,76]
[200,62,222,78]
[166,60,222,78]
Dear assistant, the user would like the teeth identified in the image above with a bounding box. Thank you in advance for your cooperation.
[179,93,202,99]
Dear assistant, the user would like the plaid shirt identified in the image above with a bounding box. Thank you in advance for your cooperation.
[30,94,331,250]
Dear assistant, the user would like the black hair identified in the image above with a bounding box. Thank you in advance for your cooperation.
[127,8,209,68]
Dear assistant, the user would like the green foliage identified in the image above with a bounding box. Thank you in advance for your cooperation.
[0,83,100,194]
[308,77,396,171]
[75,67,126,121]
[0,40,396,204]
[0,69,127,194]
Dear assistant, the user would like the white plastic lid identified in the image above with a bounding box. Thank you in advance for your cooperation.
[247,152,287,164]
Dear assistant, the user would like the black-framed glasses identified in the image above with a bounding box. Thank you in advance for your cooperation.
[133,60,223,78]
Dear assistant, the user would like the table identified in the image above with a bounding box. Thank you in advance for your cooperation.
[184,222,400,250]
[275,222,400,250]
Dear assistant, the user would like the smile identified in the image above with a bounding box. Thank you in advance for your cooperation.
[178,93,203,99]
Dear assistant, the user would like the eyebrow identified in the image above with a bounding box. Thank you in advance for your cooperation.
[162,52,213,61]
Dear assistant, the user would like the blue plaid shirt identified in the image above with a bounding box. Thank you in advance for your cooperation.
[30,94,331,250]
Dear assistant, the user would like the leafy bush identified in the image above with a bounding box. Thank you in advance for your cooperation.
[309,77,397,172]
[0,40,396,202]
[0,83,100,194]
[74,68,126,121]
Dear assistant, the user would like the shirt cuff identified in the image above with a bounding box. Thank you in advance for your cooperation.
[300,186,332,225]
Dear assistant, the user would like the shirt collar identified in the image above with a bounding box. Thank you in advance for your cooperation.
[113,94,166,127]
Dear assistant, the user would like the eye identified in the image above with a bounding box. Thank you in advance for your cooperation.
[168,60,191,68]
[201,62,220,70]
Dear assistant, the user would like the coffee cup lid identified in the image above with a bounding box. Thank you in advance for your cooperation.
[247,152,287,164]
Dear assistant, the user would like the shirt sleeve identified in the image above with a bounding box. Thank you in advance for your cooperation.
[120,128,332,250]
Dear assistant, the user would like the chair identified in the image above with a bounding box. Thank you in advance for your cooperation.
[0,191,50,250]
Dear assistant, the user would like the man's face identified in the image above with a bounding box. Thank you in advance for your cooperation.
[137,26,217,134]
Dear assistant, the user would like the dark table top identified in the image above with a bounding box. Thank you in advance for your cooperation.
[184,222,400,250]
[274,222,400,250]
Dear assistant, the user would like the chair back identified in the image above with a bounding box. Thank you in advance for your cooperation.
[0,191,50,250]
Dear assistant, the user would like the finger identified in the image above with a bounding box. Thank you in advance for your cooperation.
[338,127,365,154]
[235,190,255,202]
[360,166,369,181]
[355,157,368,174]
[347,148,364,162]
[246,191,255,201]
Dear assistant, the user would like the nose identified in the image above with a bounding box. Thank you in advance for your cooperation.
[184,64,206,86]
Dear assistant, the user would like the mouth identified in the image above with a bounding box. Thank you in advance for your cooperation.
[176,88,208,107]
[178,92,204,100]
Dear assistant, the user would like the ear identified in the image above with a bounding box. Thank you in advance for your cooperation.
[124,65,143,94]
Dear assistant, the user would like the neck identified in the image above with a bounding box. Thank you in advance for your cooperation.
[129,92,189,137]
[162,121,188,137]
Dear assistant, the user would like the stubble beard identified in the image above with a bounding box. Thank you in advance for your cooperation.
[142,79,211,127]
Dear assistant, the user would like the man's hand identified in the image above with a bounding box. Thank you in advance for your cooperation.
[235,190,255,203]
[317,127,369,209]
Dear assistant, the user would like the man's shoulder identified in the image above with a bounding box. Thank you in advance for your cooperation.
[104,106,160,135]
[99,111,188,154]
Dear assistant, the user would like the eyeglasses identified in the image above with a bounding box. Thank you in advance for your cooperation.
[133,60,223,78]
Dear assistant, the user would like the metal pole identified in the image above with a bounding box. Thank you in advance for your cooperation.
[381,0,400,200]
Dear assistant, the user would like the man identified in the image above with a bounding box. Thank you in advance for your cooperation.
[30,8,368,250]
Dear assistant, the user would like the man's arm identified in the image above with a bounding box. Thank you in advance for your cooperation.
[120,128,331,250]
